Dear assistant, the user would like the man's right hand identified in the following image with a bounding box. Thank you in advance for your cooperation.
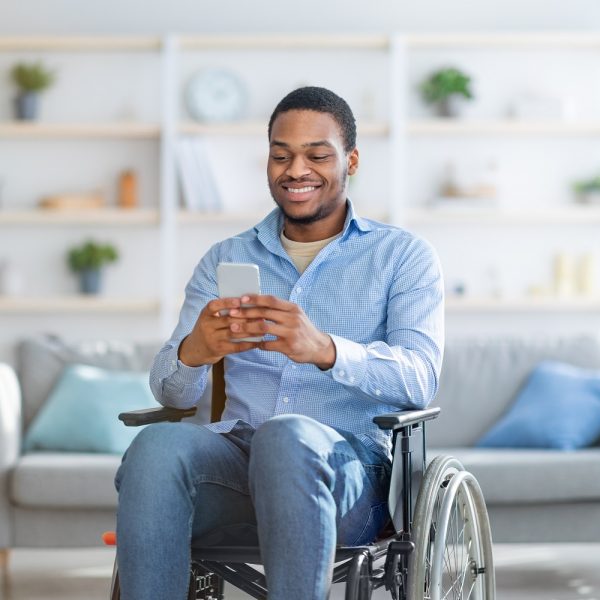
[178,297,261,367]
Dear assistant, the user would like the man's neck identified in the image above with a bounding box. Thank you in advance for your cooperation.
[283,202,347,243]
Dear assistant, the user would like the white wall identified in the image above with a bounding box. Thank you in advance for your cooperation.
[1,0,600,34]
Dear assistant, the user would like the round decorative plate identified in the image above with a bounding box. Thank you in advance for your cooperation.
[185,68,247,122]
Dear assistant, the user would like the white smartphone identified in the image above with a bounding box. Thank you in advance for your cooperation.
[216,262,262,343]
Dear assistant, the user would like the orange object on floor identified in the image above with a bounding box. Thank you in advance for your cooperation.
[102,531,117,546]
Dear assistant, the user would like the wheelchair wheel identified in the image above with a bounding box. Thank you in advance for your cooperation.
[407,455,495,600]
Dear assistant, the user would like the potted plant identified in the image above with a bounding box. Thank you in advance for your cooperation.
[67,240,119,295]
[420,67,473,118]
[10,61,56,120]
[573,174,600,205]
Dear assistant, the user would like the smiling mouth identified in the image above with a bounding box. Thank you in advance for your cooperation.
[286,186,317,194]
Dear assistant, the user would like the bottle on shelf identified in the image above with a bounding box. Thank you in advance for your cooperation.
[118,170,138,209]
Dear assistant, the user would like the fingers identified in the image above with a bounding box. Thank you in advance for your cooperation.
[204,296,245,318]
[243,294,294,311]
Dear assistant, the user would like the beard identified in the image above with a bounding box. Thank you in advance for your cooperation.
[269,166,348,226]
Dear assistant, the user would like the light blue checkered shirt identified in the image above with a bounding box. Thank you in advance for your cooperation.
[150,200,444,460]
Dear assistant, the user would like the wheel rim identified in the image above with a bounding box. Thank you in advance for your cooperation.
[428,476,480,600]
[409,456,493,600]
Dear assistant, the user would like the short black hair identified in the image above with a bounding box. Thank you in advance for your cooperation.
[268,86,356,152]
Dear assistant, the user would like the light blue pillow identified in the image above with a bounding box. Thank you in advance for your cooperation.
[23,364,158,454]
[476,361,600,450]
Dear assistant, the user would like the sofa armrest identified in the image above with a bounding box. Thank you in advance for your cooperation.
[373,407,441,431]
[0,363,21,467]
[0,363,22,548]
[119,406,197,427]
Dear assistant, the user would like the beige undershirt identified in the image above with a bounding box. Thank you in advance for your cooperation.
[280,230,341,274]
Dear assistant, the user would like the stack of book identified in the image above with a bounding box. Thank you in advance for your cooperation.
[176,137,222,212]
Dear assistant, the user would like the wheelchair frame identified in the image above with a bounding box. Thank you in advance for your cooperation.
[109,358,495,600]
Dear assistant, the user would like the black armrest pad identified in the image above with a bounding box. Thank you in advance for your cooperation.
[119,406,197,427]
[373,407,441,431]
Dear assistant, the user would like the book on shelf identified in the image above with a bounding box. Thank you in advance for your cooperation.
[176,137,222,212]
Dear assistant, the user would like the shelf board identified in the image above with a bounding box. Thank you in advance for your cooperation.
[446,297,600,312]
[180,120,389,136]
[178,209,390,225]
[404,207,600,225]
[0,122,160,139]
[407,120,600,136]
[0,36,161,51]
[179,34,389,50]
[406,32,600,49]
[0,208,160,226]
[0,296,160,313]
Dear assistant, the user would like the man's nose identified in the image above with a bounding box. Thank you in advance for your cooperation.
[285,156,311,179]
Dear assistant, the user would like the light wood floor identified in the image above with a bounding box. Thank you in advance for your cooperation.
[1,544,599,599]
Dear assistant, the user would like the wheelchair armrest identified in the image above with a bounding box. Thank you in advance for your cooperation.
[373,407,440,431]
[118,406,197,427]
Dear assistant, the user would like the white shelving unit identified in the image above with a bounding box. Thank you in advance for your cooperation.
[395,32,600,320]
[1,32,599,338]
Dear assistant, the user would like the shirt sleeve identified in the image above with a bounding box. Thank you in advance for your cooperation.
[324,236,444,410]
[149,247,219,409]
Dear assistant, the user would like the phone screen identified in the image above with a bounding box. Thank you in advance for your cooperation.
[216,262,262,342]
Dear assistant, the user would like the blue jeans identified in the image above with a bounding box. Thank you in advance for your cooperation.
[115,414,391,600]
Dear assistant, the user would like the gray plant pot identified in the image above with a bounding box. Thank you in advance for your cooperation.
[15,92,39,120]
[80,269,102,295]
[437,96,465,118]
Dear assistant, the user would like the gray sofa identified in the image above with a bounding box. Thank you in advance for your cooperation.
[0,333,599,561]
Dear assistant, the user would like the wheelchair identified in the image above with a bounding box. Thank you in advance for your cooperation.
[105,359,495,600]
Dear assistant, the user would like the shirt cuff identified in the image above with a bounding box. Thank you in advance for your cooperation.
[163,344,208,389]
[327,334,368,387]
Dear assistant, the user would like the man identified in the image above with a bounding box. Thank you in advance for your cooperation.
[115,86,444,600]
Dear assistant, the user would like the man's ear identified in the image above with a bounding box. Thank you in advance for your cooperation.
[347,148,359,176]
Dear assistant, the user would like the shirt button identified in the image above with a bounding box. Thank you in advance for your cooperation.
[350,376,356,383]
[283,397,290,403]
[171,360,176,366]
[337,370,345,377]
[296,287,302,294]
[375,389,382,397]
[291,365,297,370]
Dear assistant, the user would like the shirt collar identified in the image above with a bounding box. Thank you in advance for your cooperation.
[255,198,373,252]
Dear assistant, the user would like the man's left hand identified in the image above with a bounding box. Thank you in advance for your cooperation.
[229,294,336,370]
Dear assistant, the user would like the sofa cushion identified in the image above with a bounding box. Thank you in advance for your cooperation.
[476,361,600,450]
[18,335,161,429]
[428,335,600,447]
[22,364,158,454]
[430,447,600,504]
[10,452,122,508]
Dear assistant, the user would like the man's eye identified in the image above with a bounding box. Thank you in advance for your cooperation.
[270,155,288,162]
[311,155,330,161]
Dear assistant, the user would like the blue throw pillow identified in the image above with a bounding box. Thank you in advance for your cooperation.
[476,361,600,450]
[23,364,158,454]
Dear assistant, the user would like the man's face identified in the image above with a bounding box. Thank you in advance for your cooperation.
[267,109,358,226]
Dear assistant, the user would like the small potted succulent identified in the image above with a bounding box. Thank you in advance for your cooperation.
[420,67,474,118]
[10,61,56,120]
[67,240,119,295]
[573,174,600,205]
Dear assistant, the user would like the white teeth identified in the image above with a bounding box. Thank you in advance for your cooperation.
[287,186,316,194]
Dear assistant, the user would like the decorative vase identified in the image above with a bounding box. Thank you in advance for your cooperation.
[80,269,102,295]
[15,92,39,120]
